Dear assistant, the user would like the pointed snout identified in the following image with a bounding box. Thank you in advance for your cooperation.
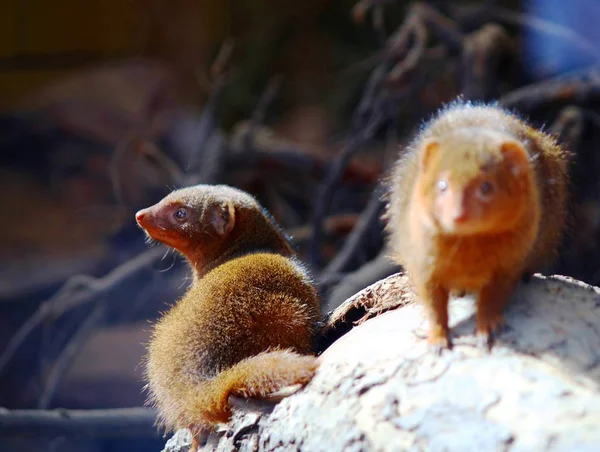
[135,208,150,227]
[451,205,469,224]
[439,208,469,233]
[437,190,471,233]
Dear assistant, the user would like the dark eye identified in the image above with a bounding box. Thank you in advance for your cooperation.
[437,180,448,193]
[174,208,187,221]
[479,181,494,197]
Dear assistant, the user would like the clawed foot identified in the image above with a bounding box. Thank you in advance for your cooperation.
[190,428,209,452]
[228,394,278,414]
[228,383,304,413]
[263,383,304,401]
[476,315,506,351]
[228,384,304,413]
[427,325,452,355]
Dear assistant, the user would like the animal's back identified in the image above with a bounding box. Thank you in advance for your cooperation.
[144,252,319,417]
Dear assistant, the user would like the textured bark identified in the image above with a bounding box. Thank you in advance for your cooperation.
[164,273,600,452]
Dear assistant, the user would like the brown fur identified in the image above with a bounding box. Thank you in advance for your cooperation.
[384,101,569,350]
[135,185,320,445]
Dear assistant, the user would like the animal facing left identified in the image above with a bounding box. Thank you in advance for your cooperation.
[135,184,320,450]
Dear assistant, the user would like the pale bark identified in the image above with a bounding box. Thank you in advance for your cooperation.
[164,273,600,452]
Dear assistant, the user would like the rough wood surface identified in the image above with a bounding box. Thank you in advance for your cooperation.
[163,273,600,451]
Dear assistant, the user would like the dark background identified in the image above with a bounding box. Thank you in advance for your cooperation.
[2,0,600,450]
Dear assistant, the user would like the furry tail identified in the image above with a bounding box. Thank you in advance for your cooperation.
[189,349,317,427]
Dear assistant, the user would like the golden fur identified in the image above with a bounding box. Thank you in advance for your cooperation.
[384,101,569,350]
[136,185,320,443]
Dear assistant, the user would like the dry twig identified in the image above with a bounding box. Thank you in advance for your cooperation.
[490,6,600,63]
[0,407,158,438]
[323,185,385,275]
[241,75,284,154]
[461,23,510,101]
[500,66,600,111]
[310,61,393,268]
[37,303,107,409]
[0,247,166,378]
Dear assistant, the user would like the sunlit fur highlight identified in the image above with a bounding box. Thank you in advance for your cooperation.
[136,185,320,443]
[383,101,569,349]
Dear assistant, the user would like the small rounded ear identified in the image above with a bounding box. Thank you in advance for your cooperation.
[211,201,236,236]
[501,140,529,176]
[419,139,439,172]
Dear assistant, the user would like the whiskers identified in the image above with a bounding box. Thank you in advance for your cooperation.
[178,273,192,291]
[158,248,177,273]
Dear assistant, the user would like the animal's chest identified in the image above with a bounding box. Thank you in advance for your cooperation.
[432,235,524,289]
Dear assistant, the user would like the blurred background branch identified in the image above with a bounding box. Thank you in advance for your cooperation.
[2,0,600,450]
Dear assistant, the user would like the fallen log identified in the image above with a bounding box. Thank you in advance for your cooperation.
[163,273,600,451]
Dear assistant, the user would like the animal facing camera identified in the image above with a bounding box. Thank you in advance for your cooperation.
[419,139,440,171]
[500,140,529,176]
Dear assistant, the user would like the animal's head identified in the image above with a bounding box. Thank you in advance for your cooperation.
[135,185,244,256]
[135,185,292,272]
[416,128,536,235]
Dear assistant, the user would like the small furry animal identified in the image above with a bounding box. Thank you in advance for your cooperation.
[384,101,569,351]
[136,184,320,449]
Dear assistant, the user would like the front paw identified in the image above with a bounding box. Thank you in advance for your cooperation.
[427,324,452,355]
[475,314,505,351]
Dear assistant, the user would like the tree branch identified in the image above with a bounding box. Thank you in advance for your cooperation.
[37,303,107,409]
[0,407,159,438]
[0,247,166,377]
[500,66,600,112]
